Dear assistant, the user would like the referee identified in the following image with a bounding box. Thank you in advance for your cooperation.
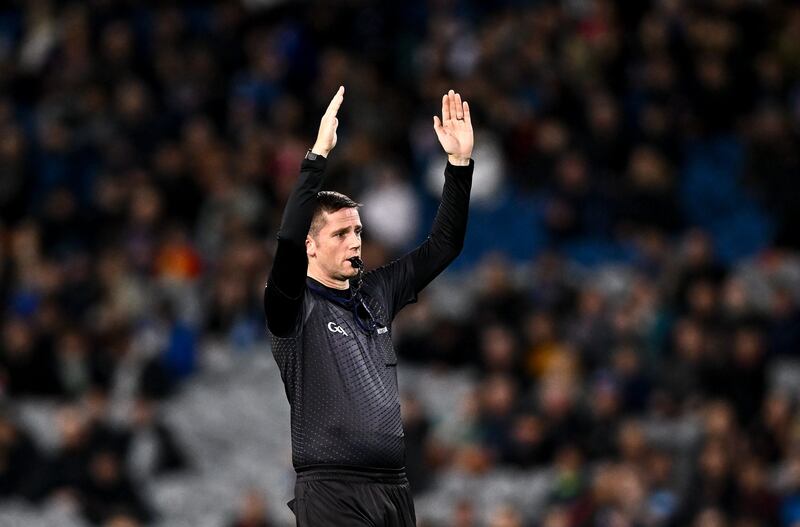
[264,86,473,525]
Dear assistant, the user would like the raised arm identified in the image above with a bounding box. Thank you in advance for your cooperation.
[264,87,344,336]
[411,90,474,292]
[366,91,474,317]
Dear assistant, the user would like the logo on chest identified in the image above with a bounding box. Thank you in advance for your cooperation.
[327,321,348,336]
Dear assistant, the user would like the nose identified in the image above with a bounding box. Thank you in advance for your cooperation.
[349,232,361,250]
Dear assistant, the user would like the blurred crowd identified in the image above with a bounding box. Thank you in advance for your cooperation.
[397,237,800,527]
[0,0,799,526]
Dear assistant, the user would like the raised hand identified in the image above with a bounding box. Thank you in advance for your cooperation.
[433,89,473,166]
[312,86,345,157]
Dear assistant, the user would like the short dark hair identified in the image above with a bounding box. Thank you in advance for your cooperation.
[309,191,361,237]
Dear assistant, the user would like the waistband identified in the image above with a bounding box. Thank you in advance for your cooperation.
[295,464,408,484]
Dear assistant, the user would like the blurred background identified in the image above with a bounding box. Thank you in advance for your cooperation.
[1,0,800,526]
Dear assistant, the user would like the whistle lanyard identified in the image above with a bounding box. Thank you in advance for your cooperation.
[306,281,380,334]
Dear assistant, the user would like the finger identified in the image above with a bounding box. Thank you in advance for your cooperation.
[442,94,451,122]
[454,92,463,119]
[463,101,471,127]
[448,89,457,123]
[325,86,345,117]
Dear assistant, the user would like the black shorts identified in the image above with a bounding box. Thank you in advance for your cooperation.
[288,466,416,526]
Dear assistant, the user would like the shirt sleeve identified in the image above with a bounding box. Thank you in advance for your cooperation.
[365,160,473,319]
[264,156,327,337]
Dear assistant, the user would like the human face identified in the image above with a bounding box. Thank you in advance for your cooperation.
[306,207,362,285]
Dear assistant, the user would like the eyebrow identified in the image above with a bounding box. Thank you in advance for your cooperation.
[331,225,362,236]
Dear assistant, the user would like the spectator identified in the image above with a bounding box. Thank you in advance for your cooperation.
[449,498,477,527]
[227,489,273,527]
[0,407,41,499]
[29,405,92,503]
[401,392,433,495]
[81,449,153,526]
[487,504,523,527]
[127,397,188,480]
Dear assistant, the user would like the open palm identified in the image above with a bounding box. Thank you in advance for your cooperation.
[433,90,473,164]
[312,86,345,157]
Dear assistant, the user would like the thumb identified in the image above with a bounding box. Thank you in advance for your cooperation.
[433,116,445,138]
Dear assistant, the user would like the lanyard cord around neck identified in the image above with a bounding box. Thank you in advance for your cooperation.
[307,262,379,334]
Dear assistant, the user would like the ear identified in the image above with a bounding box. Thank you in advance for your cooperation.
[306,235,316,258]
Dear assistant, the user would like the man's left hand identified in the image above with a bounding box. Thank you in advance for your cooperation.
[433,89,473,166]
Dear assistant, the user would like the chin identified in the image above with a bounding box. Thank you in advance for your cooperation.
[331,268,358,282]
[342,266,359,279]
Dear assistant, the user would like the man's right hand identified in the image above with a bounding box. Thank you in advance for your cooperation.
[311,86,345,158]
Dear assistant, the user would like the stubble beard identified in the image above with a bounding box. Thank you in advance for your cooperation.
[333,266,359,282]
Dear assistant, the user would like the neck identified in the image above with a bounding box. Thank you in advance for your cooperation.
[307,269,349,290]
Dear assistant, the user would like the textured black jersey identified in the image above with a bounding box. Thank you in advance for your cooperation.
[265,155,472,470]
[270,269,412,468]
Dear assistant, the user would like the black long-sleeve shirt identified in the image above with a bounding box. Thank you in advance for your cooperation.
[264,155,472,469]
